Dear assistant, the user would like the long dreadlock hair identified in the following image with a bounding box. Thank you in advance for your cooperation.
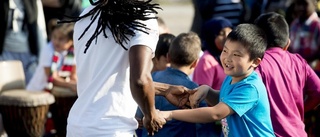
[59,0,161,53]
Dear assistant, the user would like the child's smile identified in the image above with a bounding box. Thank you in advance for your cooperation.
[220,40,260,83]
[224,63,234,71]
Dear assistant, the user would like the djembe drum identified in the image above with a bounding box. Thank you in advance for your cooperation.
[51,87,77,137]
[0,90,55,137]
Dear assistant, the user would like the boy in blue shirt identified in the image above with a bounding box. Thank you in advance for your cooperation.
[159,24,275,137]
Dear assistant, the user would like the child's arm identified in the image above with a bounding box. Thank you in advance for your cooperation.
[51,71,77,92]
[44,66,77,92]
[70,65,77,82]
[159,102,234,123]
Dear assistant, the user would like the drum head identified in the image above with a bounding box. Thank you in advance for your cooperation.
[0,90,55,107]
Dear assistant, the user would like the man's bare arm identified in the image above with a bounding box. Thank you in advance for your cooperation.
[153,82,193,108]
[129,45,164,136]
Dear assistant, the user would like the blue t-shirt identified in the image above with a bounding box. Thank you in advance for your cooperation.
[137,67,218,137]
[219,71,275,137]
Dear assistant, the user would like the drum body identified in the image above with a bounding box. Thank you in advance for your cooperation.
[0,90,55,137]
[51,87,77,137]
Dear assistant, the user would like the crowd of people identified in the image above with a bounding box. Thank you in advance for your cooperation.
[0,0,320,137]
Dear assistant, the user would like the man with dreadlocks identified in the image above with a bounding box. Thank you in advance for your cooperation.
[64,0,192,136]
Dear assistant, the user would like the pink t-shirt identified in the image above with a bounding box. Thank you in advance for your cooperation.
[193,51,226,90]
[256,47,320,137]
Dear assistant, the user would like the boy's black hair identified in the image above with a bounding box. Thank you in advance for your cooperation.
[254,12,289,48]
[60,0,160,53]
[169,32,201,66]
[227,24,267,60]
[155,33,175,59]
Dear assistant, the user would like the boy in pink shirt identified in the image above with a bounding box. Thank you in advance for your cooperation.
[254,12,320,137]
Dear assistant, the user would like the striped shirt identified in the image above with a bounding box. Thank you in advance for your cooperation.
[211,0,244,26]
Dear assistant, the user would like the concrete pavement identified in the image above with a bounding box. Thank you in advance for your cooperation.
[156,2,194,36]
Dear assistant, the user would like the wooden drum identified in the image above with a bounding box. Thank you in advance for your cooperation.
[51,87,77,137]
[0,90,55,137]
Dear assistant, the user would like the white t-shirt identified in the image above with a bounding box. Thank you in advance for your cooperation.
[67,5,159,137]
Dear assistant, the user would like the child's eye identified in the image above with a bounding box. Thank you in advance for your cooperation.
[233,54,240,56]
[222,50,227,53]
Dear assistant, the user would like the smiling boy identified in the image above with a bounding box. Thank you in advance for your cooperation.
[159,24,275,137]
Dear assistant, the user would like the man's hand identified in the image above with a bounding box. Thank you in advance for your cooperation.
[189,85,209,108]
[135,117,144,129]
[143,110,166,136]
[164,85,195,108]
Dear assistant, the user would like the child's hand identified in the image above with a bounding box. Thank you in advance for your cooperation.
[69,83,77,93]
[158,110,173,121]
[189,85,209,108]
[66,80,77,93]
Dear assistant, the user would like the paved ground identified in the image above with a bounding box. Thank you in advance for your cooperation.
[156,2,194,36]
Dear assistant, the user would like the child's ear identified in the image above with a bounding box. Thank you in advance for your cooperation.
[283,39,291,51]
[251,58,262,68]
[190,59,199,69]
[166,53,171,63]
[152,57,157,63]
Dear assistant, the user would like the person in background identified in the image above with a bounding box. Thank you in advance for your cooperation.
[0,0,48,84]
[27,22,77,93]
[159,24,275,137]
[289,0,320,76]
[193,17,232,90]
[27,22,77,137]
[151,33,175,73]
